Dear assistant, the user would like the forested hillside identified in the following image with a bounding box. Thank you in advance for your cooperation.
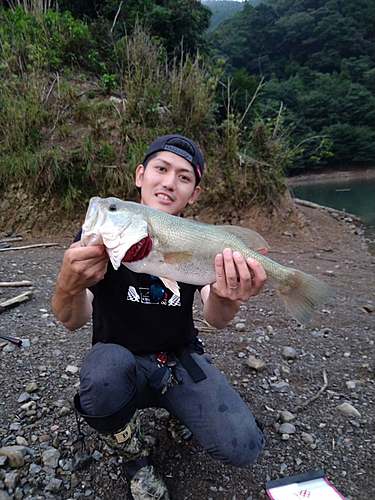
[210,0,375,170]
[202,0,263,31]
[0,0,374,222]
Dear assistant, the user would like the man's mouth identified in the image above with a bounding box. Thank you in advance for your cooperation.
[156,193,174,202]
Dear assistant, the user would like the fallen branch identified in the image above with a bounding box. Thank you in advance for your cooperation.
[0,243,59,252]
[294,198,362,223]
[0,290,34,313]
[0,237,23,243]
[298,369,328,410]
[196,326,218,333]
[0,281,33,287]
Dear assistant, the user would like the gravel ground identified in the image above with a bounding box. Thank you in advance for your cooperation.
[0,205,374,500]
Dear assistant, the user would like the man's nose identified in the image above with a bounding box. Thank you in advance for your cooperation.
[162,172,176,190]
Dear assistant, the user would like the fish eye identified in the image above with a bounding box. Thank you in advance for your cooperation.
[109,204,117,211]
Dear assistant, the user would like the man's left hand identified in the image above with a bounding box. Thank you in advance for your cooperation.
[210,248,267,302]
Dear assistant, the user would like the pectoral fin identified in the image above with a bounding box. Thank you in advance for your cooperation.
[163,250,194,264]
[160,277,180,297]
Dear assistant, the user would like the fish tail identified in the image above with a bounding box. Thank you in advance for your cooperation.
[276,269,334,325]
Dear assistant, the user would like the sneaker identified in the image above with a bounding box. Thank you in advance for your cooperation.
[166,415,193,443]
[123,457,170,500]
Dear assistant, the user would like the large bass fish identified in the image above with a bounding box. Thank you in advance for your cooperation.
[81,197,334,325]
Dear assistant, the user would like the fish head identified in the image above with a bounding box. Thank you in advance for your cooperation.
[81,197,149,269]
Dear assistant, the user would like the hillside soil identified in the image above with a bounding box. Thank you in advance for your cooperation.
[0,204,374,500]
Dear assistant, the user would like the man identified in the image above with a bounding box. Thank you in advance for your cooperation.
[52,135,267,500]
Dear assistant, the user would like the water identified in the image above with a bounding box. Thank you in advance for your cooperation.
[290,175,375,255]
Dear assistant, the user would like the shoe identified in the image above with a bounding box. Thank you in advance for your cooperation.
[166,415,193,443]
[123,457,170,500]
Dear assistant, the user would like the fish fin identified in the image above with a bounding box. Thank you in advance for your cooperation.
[276,269,334,325]
[160,277,180,297]
[220,225,269,251]
[163,250,194,264]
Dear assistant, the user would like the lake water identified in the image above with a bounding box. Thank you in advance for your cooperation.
[290,175,375,255]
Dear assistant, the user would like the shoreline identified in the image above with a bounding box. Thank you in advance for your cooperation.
[287,166,375,185]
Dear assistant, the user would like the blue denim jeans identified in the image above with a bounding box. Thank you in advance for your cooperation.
[79,342,265,467]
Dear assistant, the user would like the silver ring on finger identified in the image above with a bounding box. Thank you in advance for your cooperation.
[229,284,239,290]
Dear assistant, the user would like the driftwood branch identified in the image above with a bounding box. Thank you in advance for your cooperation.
[0,237,23,243]
[298,369,328,411]
[0,243,59,252]
[294,198,362,223]
[0,291,34,313]
[0,281,33,287]
[196,326,218,333]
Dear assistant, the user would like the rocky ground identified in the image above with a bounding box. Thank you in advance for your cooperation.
[0,204,374,500]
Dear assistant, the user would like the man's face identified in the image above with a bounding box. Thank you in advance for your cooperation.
[135,151,201,216]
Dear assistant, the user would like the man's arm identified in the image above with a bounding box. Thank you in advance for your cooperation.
[51,242,109,331]
[201,248,267,330]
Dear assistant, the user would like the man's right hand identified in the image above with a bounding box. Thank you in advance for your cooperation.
[58,242,109,295]
[51,242,109,331]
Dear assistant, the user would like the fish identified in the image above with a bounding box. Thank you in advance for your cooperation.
[81,196,334,325]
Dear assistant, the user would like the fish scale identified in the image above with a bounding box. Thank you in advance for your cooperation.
[81,197,334,325]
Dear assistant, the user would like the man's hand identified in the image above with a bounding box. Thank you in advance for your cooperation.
[201,248,267,330]
[51,242,109,331]
[58,242,109,296]
[210,248,267,302]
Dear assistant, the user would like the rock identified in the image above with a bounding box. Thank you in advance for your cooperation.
[325,270,335,277]
[45,477,63,493]
[279,423,296,435]
[235,323,246,332]
[71,451,92,471]
[0,491,12,500]
[20,338,31,348]
[0,446,25,468]
[65,365,79,375]
[29,463,42,475]
[17,392,30,403]
[3,343,16,353]
[246,355,266,371]
[346,381,356,390]
[270,381,290,393]
[0,456,7,466]
[301,433,314,445]
[237,352,246,358]
[4,471,18,489]
[25,382,38,393]
[42,448,61,469]
[16,436,28,446]
[282,347,297,360]
[336,403,361,418]
[279,410,296,423]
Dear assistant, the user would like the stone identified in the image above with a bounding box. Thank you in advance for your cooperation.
[16,436,28,446]
[346,381,356,390]
[301,433,314,445]
[270,381,290,393]
[0,446,26,468]
[29,463,42,475]
[336,403,361,418]
[65,365,79,375]
[0,491,12,500]
[42,448,61,469]
[71,451,92,471]
[20,338,31,348]
[246,355,266,371]
[17,392,30,403]
[45,477,63,493]
[4,471,18,489]
[279,410,296,423]
[279,423,296,435]
[25,382,38,393]
[235,323,246,332]
[282,347,297,360]
[0,456,7,466]
[237,352,246,358]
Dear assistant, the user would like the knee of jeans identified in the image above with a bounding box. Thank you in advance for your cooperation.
[212,428,265,468]
[79,343,138,416]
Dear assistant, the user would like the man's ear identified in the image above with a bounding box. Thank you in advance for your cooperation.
[135,164,145,188]
[188,185,201,205]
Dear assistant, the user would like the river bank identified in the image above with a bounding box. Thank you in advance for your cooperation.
[287,166,375,186]
[0,203,374,500]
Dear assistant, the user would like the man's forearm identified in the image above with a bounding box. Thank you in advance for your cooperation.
[203,290,240,330]
[51,279,93,331]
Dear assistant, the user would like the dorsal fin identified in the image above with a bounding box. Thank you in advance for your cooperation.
[220,225,269,250]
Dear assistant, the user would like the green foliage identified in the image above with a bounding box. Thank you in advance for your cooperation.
[211,0,375,169]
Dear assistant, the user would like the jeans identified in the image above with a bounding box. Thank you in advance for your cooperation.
[78,342,265,467]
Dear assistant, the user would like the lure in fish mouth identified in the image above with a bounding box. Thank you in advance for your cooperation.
[81,196,334,325]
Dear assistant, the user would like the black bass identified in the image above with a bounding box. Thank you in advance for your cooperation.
[81,197,334,325]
